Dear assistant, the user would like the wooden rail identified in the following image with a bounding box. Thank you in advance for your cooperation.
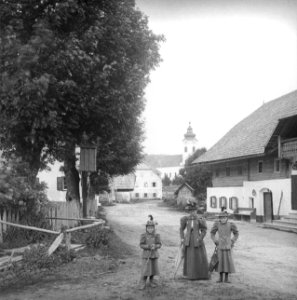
[0,220,60,235]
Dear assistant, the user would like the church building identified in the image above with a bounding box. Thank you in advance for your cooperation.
[145,123,198,179]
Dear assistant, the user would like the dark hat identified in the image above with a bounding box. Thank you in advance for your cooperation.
[217,211,229,218]
[146,215,158,226]
[185,200,197,211]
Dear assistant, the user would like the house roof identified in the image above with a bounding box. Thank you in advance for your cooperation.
[174,182,194,195]
[112,174,136,191]
[136,162,161,177]
[144,154,182,168]
[193,90,297,164]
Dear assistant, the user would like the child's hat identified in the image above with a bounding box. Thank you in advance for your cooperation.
[185,199,197,211]
[146,215,158,226]
[217,211,229,218]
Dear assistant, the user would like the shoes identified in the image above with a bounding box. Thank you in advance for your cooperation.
[138,281,146,290]
[149,280,158,288]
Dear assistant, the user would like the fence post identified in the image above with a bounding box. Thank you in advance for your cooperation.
[65,232,71,250]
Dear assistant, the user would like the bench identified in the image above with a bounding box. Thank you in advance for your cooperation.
[233,208,256,222]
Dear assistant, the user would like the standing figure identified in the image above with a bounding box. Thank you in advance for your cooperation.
[180,201,209,280]
[210,211,239,283]
[139,215,162,290]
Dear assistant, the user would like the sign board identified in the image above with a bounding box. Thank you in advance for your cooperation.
[80,145,97,172]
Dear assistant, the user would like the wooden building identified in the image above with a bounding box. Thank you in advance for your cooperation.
[192,90,297,223]
[174,182,196,207]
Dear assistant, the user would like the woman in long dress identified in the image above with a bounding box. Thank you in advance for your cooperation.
[210,211,239,283]
[180,201,209,280]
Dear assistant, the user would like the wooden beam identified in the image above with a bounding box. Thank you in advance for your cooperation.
[65,221,104,233]
[47,233,64,256]
[0,220,60,235]
[45,217,101,222]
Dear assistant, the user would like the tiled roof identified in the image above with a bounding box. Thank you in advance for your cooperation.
[174,182,194,195]
[144,154,182,168]
[112,174,136,190]
[193,90,297,164]
[136,162,161,177]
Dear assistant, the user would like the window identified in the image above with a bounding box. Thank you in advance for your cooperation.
[237,166,243,175]
[152,182,156,187]
[210,196,217,208]
[135,193,139,198]
[57,176,67,191]
[184,146,187,153]
[153,193,157,198]
[192,146,195,153]
[258,161,263,173]
[229,197,238,210]
[219,196,227,208]
[274,159,280,172]
[226,167,230,176]
[144,193,148,198]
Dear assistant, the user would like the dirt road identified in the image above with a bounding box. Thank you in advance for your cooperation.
[2,200,297,300]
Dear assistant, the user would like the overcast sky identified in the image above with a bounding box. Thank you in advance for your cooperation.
[135,0,297,155]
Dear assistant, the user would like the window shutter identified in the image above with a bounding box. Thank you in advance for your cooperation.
[57,177,64,191]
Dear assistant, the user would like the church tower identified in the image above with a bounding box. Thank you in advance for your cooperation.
[182,122,198,165]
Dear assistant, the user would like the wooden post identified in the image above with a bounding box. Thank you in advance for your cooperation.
[65,232,71,250]
[278,135,281,158]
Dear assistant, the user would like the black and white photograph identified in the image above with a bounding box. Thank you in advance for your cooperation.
[0,0,296,299]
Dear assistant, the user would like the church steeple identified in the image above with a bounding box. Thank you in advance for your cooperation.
[184,122,196,139]
[182,122,198,165]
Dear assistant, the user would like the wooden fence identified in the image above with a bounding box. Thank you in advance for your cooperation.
[0,201,82,242]
[0,207,20,243]
[46,201,81,231]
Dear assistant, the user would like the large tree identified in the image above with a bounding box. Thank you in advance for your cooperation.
[0,0,162,213]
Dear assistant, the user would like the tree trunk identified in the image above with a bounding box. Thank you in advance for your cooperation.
[64,152,81,218]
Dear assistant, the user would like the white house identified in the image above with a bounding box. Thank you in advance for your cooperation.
[132,163,162,200]
[192,90,297,223]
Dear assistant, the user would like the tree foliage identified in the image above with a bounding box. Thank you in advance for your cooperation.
[162,173,171,187]
[0,0,162,176]
[179,148,212,202]
[0,0,163,207]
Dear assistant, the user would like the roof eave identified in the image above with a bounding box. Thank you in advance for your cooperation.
[192,153,265,166]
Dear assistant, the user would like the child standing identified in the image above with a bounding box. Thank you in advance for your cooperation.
[139,215,162,290]
[210,211,239,283]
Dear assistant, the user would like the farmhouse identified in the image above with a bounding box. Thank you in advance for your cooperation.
[192,90,297,223]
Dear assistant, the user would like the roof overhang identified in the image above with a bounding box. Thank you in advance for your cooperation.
[191,153,264,166]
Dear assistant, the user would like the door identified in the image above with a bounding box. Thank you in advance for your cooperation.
[292,175,297,210]
[264,192,273,222]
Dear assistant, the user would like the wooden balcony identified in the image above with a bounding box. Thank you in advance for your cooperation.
[280,137,297,159]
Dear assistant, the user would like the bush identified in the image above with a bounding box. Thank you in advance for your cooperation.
[85,228,109,249]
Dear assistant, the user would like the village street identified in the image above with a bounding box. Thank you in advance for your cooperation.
[2,200,297,300]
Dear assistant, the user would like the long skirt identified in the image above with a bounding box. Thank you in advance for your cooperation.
[183,232,209,280]
[141,258,160,277]
[217,249,235,273]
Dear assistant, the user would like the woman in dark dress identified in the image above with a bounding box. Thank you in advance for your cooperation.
[180,200,209,280]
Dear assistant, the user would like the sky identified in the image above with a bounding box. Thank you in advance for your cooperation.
[135,0,297,155]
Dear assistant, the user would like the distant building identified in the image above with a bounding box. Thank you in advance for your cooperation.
[110,173,136,203]
[145,123,198,180]
[132,163,162,200]
[182,123,198,165]
[175,182,196,207]
[192,90,297,222]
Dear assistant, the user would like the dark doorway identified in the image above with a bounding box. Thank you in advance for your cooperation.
[263,192,273,222]
[292,175,297,210]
